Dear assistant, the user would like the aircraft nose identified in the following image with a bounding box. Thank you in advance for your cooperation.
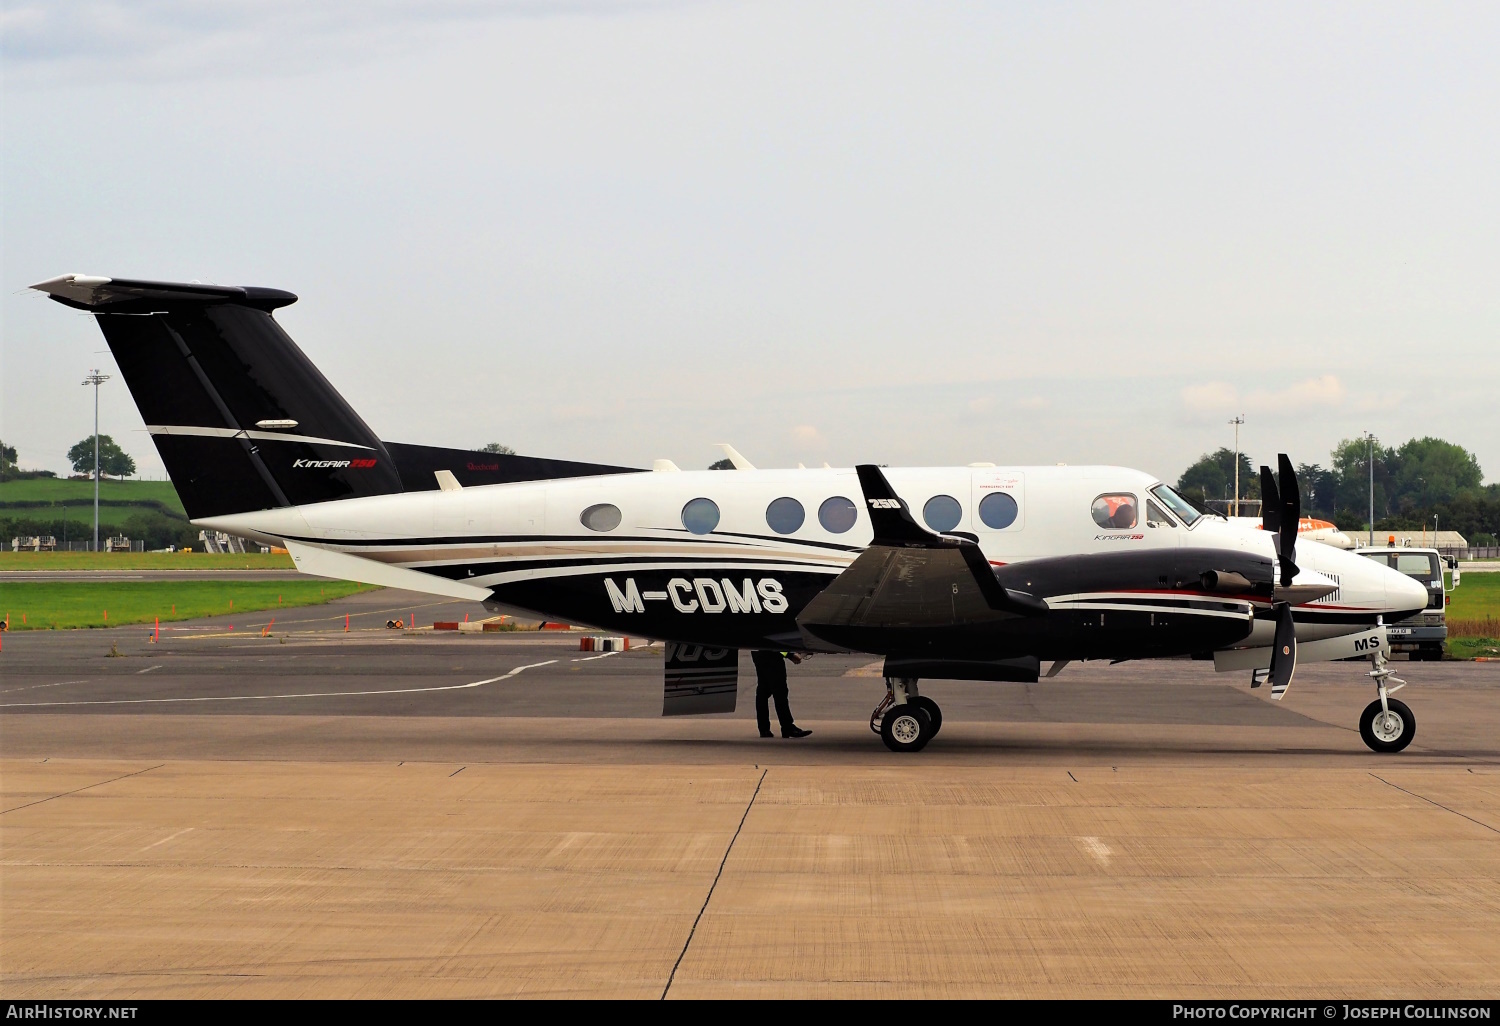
[1388,567,1429,614]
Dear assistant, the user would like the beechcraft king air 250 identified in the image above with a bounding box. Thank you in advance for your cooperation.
[32,274,1432,753]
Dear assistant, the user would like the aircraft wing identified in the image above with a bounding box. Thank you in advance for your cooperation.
[796,465,1045,647]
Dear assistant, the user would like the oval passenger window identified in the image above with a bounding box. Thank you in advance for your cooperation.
[978,492,1019,530]
[681,497,721,535]
[1091,493,1137,530]
[580,503,622,532]
[923,494,963,533]
[818,496,858,534]
[765,496,805,535]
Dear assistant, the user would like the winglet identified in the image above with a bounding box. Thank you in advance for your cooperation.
[855,464,944,548]
[854,464,1047,615]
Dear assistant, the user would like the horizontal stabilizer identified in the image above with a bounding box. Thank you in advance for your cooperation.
[285,540,491,602]
[31,274,296,312]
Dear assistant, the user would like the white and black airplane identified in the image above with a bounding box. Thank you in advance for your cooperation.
[32,275,1430,753]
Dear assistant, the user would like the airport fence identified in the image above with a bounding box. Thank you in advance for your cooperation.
[1442,546,1500,560]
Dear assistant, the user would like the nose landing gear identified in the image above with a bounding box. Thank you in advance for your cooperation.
[1361,647,1416,753]
[870,677,943,753]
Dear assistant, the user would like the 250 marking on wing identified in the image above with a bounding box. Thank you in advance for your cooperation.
[605,577,788,615]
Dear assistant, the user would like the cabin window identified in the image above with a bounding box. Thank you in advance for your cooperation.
[681,497,721,535]
[977,491,1019,530]
[818,496,858,534]
[580,503,622,532]
[1092,493,1137,529]
[766,496,805,535]
[923,494,963,533]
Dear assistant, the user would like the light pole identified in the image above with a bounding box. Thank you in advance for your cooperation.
[1364,430,1376,546]
[82,370,110,552]
[1229,414,1245,518]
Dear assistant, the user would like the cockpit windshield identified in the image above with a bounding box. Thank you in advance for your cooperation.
[1149,484,1202,527]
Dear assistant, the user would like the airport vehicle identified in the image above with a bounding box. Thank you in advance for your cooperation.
[1354,545,1461,661]
[31,274,1431,753]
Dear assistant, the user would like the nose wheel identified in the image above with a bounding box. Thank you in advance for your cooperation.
[871,677,942,752]
[1361,645,1415,753]
[1360,698,1415,753]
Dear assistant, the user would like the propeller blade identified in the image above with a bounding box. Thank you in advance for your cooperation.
[1277,454,1300,587]
[1260,465,1280,534]
[1265,600,1298,698]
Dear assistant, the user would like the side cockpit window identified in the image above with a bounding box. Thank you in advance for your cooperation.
[1146,499,1176,528]
[1092,493,1138,530]
[1149,484,1203,527]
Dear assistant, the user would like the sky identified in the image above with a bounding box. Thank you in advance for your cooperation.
[3,1,1497,487]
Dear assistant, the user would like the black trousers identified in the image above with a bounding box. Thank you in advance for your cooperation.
[751,649,795,733]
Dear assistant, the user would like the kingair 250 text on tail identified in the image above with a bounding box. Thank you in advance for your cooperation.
[33,274,1431,753]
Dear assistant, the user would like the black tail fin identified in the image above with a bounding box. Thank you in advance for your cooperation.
[33,275,406,519]
[33,274,644,518]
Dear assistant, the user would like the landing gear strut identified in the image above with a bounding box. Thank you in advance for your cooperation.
[870,677,942,753]
[1360,646,1416,753]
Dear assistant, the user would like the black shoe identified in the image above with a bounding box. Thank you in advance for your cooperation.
[759,730,774,738]
[782,726,812,739]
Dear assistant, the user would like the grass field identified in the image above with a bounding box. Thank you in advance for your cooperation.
[1444,572,1499,659]
[1447,571,1500,619]
[0,551,293,571]
[1,580,376,630]
[0,477,185,512]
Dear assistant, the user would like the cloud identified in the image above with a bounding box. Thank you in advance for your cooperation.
[1182,375,1345,415]
[1180,381,1240,413]
[1,1,687,84]
[790,424,825,448]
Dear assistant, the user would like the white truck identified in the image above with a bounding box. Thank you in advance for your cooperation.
[1354,546,1461,660]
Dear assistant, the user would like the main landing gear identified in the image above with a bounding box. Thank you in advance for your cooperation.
[870,677,942,753]
[1361,647,1416,753]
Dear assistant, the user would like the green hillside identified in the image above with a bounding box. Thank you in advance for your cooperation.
[1,476,193,548]
[0,477,185,512]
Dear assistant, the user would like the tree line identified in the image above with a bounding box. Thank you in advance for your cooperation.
[1,436,138,482]
[1176,436,1498,545]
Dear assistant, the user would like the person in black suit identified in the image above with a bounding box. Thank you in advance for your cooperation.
[750,650,812,739]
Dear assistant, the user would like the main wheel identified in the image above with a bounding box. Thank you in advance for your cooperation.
[1360,698,1416,753]
[909,696,942,739]
[880,703,933,753]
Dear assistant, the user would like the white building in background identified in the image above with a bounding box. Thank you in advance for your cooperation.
[1365,530,1469,550]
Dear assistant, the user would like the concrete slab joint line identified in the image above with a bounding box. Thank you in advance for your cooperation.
[1369,772,1500,835]
[662,767,768,1000]
[0,660,558,709]
[1,763,163,815]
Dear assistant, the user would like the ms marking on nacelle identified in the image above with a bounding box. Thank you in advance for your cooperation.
[606,577,789,615]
